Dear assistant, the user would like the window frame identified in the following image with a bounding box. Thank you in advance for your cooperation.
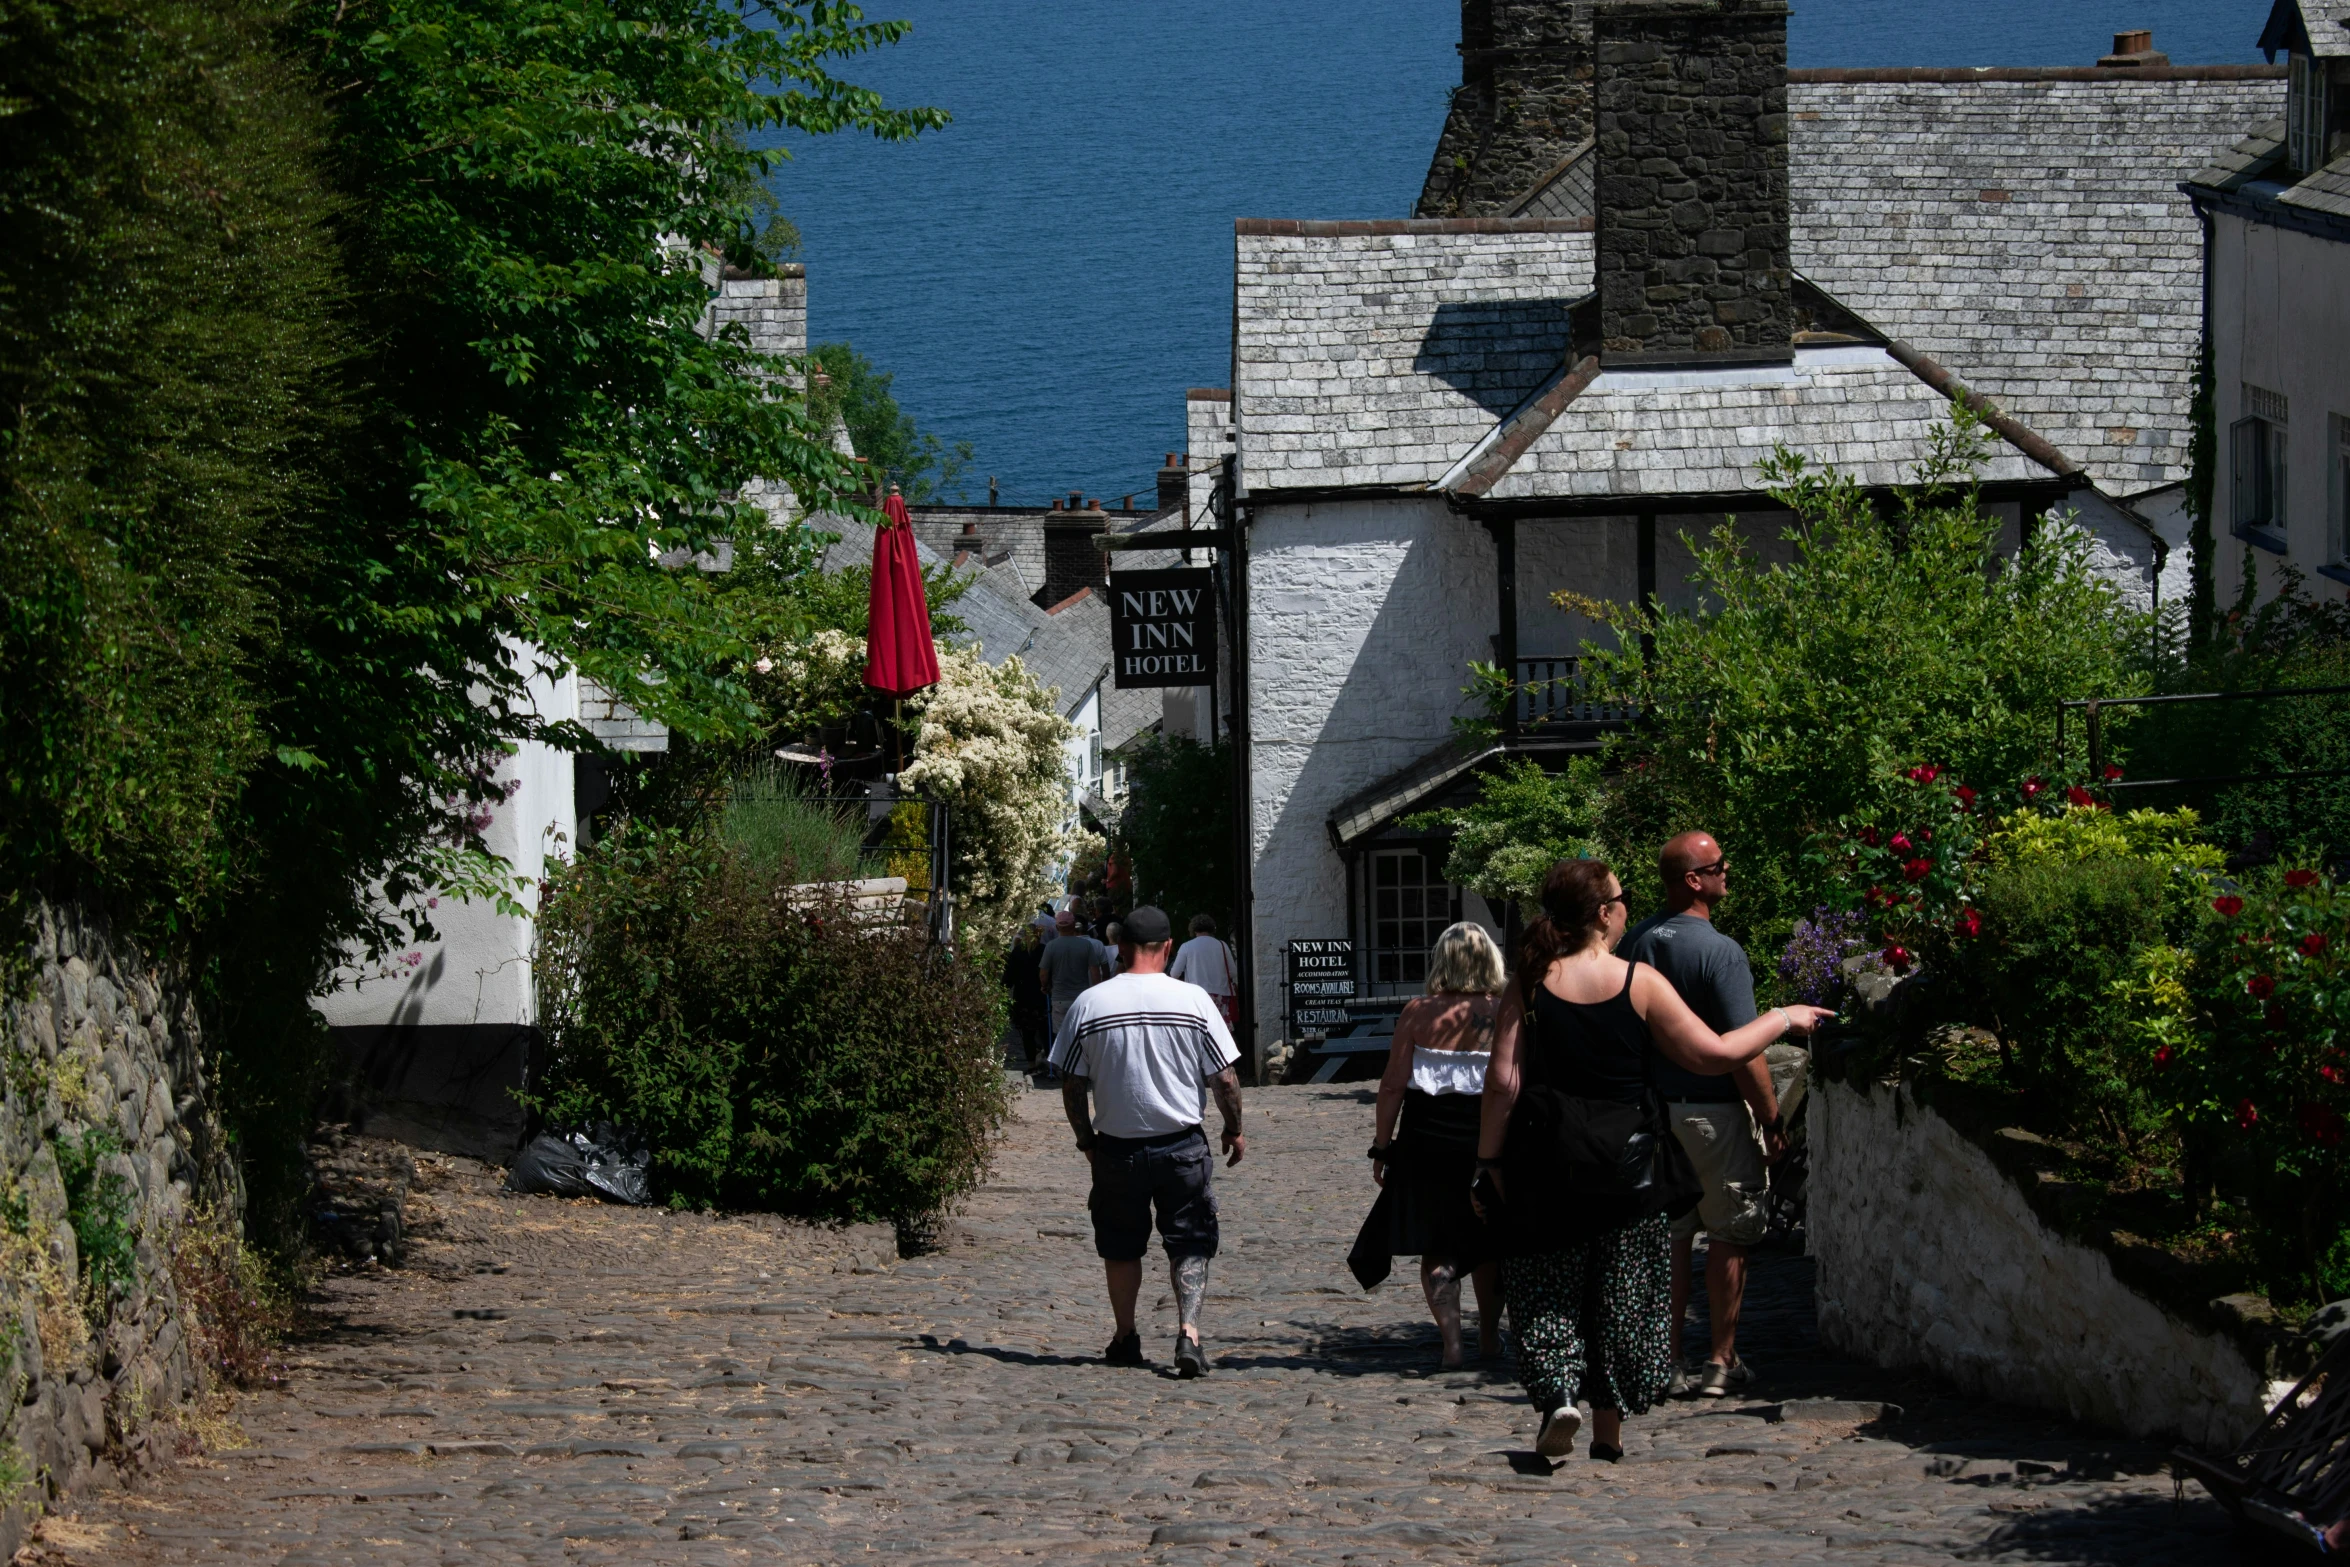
[2290,52,2332,175]
[2326,412,2350,586]
[1363,845,1463,997]
[2232,410,2289,553]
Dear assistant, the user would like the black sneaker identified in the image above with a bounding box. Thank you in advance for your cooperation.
[1175,1334,1208,1378]
[1103,1331,1145,1367]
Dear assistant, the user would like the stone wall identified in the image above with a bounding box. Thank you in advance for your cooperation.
[1810,1077,2269,1450]
[1416,0,1596,218]
[0,899,240,1555]
[1594,0,1792,364]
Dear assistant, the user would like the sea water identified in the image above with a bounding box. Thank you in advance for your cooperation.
[764,0,2269,501]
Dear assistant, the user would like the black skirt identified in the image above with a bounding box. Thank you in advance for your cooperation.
[1381,1089,1492,1267]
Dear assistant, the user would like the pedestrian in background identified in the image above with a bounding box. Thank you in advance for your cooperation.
[1038,909,1106,1082]
[1004,922,1050,1070]
[1051,905,1246,1377]
[1169,914,1240,1030]
[1362,921,1505,1367]
[1622,830,1784,1398]
[1476,859,1828,1462]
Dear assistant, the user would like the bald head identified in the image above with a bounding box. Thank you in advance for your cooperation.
[1659,831,1727,917]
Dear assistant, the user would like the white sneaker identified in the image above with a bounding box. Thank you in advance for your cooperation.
[1536,1405,1581,1459]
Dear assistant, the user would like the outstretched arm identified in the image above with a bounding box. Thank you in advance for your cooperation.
[1634,968,1830,1074]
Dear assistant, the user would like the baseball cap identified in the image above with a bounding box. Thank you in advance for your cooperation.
[1121,905,1172,944]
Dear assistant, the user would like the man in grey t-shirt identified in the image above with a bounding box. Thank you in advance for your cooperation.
[1038,909,1107,1079]
[1623,830,1785,1400]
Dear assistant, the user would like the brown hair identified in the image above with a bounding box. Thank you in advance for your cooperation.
[1516,858,1617,1004]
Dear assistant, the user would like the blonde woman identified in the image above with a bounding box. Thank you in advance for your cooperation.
[1365,921,1508,1368]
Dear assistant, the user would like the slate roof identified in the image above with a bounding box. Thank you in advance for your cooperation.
[1234,75,2279,502]
[1790,75,2281,494]
[1233,222,1594,493]
[2261,0,2350,57]
[1475,347,2048,502]
[2184,115,2350,224]
[1505,143,1595,221]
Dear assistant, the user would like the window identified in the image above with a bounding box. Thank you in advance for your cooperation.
[1367,847,1462,994]
[2290,52,2331,174]
[2233,385,2290,547]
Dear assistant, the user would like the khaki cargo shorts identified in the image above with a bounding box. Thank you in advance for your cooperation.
[1666,1101,1770,1246]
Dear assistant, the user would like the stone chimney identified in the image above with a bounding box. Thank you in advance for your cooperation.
[1415,0,1595,218]
[2097,29,2170,67]
[1156,454,1188,517]
[1036,497,1109,611]
[1594,0,1791,367]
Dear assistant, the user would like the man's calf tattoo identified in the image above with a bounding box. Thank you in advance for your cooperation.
[1174,1254,1209,1333]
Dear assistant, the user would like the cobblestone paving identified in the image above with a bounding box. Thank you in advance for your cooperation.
[28,1085,2253,1566]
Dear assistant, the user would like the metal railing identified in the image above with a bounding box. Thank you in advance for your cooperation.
[2058,684,2350,790]
[1515,657,1638,728]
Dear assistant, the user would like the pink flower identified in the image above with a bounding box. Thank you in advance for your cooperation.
[1888,832,1913,853]
[2236,1098,2260,1131]
[2022,776,2043,798]
[1881,944,1912,972]
[2152,1046,2175,1068]
[1906,765,1941,784]
[1902,857,1933,883]
[2212,896,2244,918]
[2247,973,2277,1000]
[2319,1064,2346,1087]
[753,656,774,675]
[2102,764,2123,782]
[1953,908,1982,939]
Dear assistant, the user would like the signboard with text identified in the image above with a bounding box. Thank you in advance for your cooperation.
[1109,568,1215,688]
[1286,938,1357,999]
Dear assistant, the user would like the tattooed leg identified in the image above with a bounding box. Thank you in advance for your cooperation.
[1172,1254,1210,1342]
[1424,1258,1465,1368]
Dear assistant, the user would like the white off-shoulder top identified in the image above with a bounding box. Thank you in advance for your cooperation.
[1409,1045,1489,1097]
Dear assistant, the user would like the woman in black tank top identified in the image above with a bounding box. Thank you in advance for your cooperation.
[1472,859,1830,1465]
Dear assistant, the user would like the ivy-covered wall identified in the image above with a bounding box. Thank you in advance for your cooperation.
[1,901,239,1553]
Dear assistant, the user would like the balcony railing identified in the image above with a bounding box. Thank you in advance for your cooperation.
[1515,657,1636,729]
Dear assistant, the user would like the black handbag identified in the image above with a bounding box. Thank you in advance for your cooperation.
[1504,1041,1703,1221]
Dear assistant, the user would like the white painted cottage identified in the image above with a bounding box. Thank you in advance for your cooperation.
[1212,0,2284,1063]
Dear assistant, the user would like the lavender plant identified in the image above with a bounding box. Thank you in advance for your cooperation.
[1779,907,1869,1007]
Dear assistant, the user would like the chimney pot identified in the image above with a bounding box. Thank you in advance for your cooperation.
[1163,452,1179,468]
[2098,29,2166,65]
[959,519,981,537]
[1050,498,1063,512]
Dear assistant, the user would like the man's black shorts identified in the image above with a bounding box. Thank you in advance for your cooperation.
[1089,1126,1219,1262]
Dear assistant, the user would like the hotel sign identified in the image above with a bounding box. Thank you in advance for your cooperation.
[1109,569,1215,688]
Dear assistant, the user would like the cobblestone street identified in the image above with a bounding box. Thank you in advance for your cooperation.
[26,1085,2250,1566]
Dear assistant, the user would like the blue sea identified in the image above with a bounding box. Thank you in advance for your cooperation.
[766,1,2270,504]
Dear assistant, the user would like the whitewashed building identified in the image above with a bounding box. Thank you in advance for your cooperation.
[2184,0,2350,606]
[1214,2,2283,1058]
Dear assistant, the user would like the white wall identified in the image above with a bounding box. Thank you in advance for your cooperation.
[2211,210,2350,608]
[1245,496,1495,1037]
[1813,1078,2268,1449]
[314,665,580,1031]
[1064,682,1102,806]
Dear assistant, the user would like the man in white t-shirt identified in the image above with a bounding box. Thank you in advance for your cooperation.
[1049,904,1245,1378]
[1167,913,1238,1027]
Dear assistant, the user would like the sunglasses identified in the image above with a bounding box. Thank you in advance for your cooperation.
[1688,858,1728,878]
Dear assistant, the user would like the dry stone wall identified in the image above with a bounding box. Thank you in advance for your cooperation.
[1810,1077,2268,1450]
[0,899,239,1555]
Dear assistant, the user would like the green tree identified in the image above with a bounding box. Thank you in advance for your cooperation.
[811,341,974,501]
[1119,736,1237,934]
[1556,410,2149,956]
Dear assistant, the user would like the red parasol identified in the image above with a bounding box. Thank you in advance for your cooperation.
[863,488,939,696]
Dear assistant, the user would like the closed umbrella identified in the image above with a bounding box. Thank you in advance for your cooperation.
[864,486,939,772]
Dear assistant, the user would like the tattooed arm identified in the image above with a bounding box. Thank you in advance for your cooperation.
[1208,1067,1245,1165]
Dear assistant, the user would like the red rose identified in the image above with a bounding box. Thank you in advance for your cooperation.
[1902,857,1933,883]
[2320,1064,2347,1086]
[1889,832,1913,852]
[2065,785,2095,808]
[2247,973,2277,1000]
[1953,785,1977,812]
[1863,885,1885,907]
[2153,1046,2175,1068]
[1860,826,1880,848]
[1954,908,1982,938]
[2302,933,2330,957]
[1920,827,1935,843]
[2236,1098,2260,1130]
[1881,944,1912,972]
[2102,764,2123,782]
[2023,776,2043,798]
[2284,868,2320,889]
[2212,896,2244,918]
[2297,1102,2344,1147]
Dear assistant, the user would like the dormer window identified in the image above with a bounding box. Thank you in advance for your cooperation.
[2290,50,2331,172]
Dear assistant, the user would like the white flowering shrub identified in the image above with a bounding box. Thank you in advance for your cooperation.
[743,627,866,744]
[899,646,1075,951]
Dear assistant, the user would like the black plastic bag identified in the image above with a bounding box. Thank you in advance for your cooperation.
[507,1122,652,1205]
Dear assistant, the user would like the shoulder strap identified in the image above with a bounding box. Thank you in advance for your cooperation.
[1472,994,1497,1049]
[1618,958,1640,1000]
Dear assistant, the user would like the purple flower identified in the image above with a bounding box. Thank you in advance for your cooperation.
[1778,907,1868,1007]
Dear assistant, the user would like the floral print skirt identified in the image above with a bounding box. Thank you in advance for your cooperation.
[1502,1211,1673,1417]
